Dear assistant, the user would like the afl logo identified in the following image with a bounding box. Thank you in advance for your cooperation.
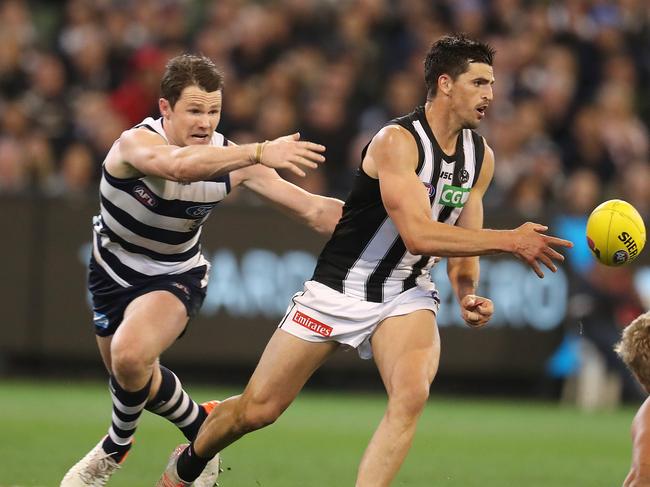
[186,204,215,218]
[133,185,157,207]
[423,182,436,198]
[459,168,470,184]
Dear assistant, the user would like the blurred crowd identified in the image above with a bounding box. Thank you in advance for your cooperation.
[0,0,648,212]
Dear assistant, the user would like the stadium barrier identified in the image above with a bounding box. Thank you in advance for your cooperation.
[2,196,648,381]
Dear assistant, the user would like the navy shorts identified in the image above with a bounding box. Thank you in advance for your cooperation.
[88,256,208,337]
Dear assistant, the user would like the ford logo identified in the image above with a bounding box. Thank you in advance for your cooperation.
[186,205,215,218]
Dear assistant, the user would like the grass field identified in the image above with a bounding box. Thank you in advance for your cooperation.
[0,379,636,486]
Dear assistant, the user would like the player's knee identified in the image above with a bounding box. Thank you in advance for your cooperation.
[237,396,287,432]
[111,346,154,379]
[388,383,430,419]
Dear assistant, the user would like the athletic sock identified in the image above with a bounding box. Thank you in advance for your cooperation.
[146,365,208,441]
[102,375,151,462]
[176,443,211,482]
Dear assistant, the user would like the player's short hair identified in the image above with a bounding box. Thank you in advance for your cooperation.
[161,54,224,108]
[424,33,495,99]
[615,311,650,390]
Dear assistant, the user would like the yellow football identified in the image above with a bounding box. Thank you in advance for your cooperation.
[586,199,646,266]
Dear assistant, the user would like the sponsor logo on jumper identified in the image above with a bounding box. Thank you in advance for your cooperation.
[186,204,215,218]
[292,310,332,337]
[423,182,436,198]
[618,231,639,258]
[440,171,453,181]
[133,185,157,207]
[459,168,470,183]
[439,184,470,208]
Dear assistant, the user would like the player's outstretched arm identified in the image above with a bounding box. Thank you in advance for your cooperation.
[625,399,650,487]
[113,129,325,182]
[230,162,343,236]
[369,126,573,277]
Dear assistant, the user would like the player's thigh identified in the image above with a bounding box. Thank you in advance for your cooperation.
[371,310,440,396]
[244,329,338,408]
[110,290,189,362]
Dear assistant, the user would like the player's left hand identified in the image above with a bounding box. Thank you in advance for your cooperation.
[460,294,493,328]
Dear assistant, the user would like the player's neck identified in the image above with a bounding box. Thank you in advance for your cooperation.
[424,100,462,154]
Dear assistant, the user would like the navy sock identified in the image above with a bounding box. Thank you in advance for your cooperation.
[102,375,151,462]
[146,365,208,441]
[176,443,211,482]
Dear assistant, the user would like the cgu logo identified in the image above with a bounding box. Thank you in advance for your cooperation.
[439,184,469,208]
[133,185,157,207]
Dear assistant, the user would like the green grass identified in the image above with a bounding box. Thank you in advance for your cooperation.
[0,380,636,486]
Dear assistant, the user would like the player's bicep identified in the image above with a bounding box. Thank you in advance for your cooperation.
[116,129,179,179]
[371,127,431,250]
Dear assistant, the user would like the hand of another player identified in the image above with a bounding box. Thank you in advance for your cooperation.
[460,294,493,328]
[259,132,326,177]
[511,222,573,278]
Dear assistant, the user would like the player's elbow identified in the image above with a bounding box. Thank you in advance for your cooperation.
[403,233,427,256]
[168,150,200,182]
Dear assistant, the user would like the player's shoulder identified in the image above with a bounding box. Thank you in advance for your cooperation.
[371,124,416,152]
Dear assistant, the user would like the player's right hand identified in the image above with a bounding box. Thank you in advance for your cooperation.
[510,222,573,278]
[259,132,326,177]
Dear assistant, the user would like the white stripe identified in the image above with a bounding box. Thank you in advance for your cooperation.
[112,411,140,431]
[110,391,147,415]
[166,393,191,421]
[92,232,131,287]
[144,177,229,203]
[101,178,199,232]
[108,428,133,446]
[101,203,200,254]
[175,403,200,428]
[137,117,169,143]
[100,235,206,276]
[151,376,183,414]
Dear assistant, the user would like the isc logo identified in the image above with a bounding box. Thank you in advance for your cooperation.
[439,184,469,208]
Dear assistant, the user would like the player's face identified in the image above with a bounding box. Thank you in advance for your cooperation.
[160,85,222,146]
[450,62,494,129]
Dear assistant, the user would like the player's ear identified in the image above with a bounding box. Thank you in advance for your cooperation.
[159,98,172,119]
[438,74,452,96]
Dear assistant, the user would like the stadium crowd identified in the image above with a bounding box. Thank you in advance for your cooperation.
[0,0,647,213]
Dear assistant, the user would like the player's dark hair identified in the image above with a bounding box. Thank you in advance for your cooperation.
[161,54,223,108]
[424,33,495,99]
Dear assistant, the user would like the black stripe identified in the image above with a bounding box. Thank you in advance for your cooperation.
[101,196,198,245]
[471,131,485,186]
[102,226,200,262]
[134,123,158,133]
[402,256,430,292]
[365,236,406,302]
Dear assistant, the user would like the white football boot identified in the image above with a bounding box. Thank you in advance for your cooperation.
[60,438,123,486]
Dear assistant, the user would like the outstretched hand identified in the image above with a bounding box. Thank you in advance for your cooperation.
[460,294,493,328]
[259,132,326,177]
[511,222,573,278]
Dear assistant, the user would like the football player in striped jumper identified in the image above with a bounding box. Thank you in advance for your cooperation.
[61,54,342,487]
[158,36,573,487]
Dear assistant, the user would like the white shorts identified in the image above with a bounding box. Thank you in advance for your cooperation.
[278,280,440,359]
